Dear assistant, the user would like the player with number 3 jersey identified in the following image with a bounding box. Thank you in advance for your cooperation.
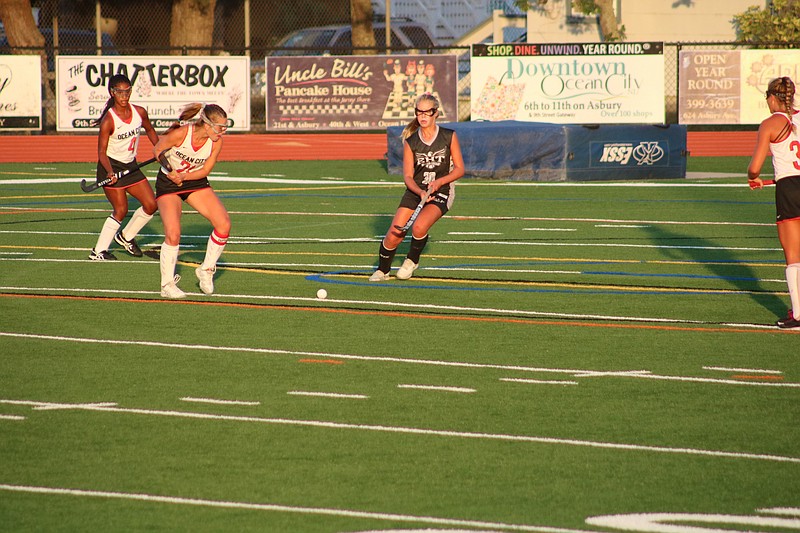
[748,76,800,329]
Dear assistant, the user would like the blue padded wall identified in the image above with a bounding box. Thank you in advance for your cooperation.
[387,121,686,182]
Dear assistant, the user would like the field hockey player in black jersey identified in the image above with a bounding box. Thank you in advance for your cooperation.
[369,93,465,281]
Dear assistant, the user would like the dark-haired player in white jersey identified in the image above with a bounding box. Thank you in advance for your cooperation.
[152,103,230,298]
[89,74,159,260]
[748,76,800,329]
[369,93,465,281]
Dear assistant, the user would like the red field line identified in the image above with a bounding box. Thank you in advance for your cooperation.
[0,130,756,163]
[2,292,798,335]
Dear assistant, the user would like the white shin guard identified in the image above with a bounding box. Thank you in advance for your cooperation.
[94,216,121,252]
[121,207,153,241]
[160,243,180,287]
[787,263,800,317]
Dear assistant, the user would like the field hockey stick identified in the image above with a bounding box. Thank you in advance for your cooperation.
[394,191,429,232]
[80,157,157,192]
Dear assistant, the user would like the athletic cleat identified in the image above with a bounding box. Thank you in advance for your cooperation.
[776,311,800,329]
[114,231,143,257]
[368,269,390,282]
[396,258,418,280]
[195,266,215,295]
[160,275,186,299]
[89,248,117,261]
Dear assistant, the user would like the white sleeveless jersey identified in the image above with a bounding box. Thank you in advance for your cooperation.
[770,111,800,181]
[162,124,213,174]
[106,107,143,163]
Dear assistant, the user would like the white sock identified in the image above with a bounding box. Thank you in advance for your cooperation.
[160,243,179,287]
[121,207,153,241]
[786,263,800,318]
[200,230,228,271]
[94,216,121,252]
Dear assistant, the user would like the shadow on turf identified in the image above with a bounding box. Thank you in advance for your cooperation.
[643,225,787,319]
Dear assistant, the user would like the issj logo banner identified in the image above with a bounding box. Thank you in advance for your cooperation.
[264,54,458,131]
[55,55,250,132]
[593,141,667,167]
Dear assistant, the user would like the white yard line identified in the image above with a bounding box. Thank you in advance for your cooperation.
[287,391,368,399]
[1,332,797,389]
[702,366,782,374]
[180,397,260,406]
[1,399,798,464]
[398,384,477,393]
[0,483,596,533]
[501,378,579,386]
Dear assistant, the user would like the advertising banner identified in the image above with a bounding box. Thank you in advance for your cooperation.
[678,51,739,124]
[470,42,665,124]
[55,55,250,132]
[0,55,42,131]
[264,54,458,131]
[679,49,800,124]
[740,49,800,124]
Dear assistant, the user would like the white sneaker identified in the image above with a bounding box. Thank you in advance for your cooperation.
[196,266,215,295]
[160,275,186,299]
[396,259,418,280]
[368,269,389,282]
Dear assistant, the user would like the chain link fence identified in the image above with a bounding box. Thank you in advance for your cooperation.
[3,1,792,131]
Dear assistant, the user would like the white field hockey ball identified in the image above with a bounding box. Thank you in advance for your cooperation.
[316,289,327,300]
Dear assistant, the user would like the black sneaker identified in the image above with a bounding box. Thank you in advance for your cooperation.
[776,311,800,329]
[114,232,143,257]
[89,248,117,261]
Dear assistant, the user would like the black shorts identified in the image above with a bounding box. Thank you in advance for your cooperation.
[155,171,211,200]
[96,158,148,189]
[399,189,453,216]
[776,175,800,223]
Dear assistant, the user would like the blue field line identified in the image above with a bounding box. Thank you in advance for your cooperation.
[305,271,759,296]
[583,270,769,282]
[427,261,782,281]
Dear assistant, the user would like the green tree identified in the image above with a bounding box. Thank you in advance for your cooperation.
[733,0,800,48]
[515,0,625,41]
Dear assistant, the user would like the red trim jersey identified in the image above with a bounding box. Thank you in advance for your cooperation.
[770,110,800,181]
[155,124,214,197]
[106,107,143,164]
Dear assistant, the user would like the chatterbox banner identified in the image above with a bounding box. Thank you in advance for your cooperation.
[55,55,250,132]
[0,55,42,131]
[471,42,665,124]
[679,49,800,124]
[265,54,458,131]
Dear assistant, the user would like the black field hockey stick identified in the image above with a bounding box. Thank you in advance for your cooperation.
[80,157,157,192]
[394,192,429,232]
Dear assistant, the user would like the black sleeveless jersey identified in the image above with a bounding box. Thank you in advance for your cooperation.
[405,127,455,195]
